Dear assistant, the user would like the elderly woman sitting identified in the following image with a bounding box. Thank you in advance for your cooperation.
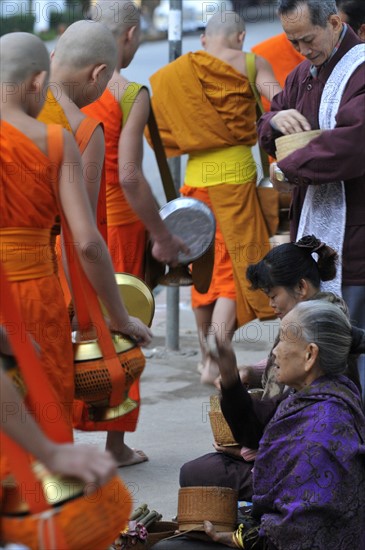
[153,301,365,549]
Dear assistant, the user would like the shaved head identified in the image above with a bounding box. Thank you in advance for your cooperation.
[205,12,246,38]
[53,20,117,71]
[0,32,49,84]
[89,0,140,38]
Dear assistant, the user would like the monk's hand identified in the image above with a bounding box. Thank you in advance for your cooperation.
[206,335,239,388]
[204,521,238,548]
[110,316,153,347]
[44,443,117,486]
[152,234,190,267]
[269,163,293,193]
[271,109,311,135]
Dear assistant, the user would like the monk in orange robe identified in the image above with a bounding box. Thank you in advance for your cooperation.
[36,19,142,467]
[81,0,188,466]
[149,13,280,384]
[0,31,152,480]
[252,32,305,112]
[37,20,118,305]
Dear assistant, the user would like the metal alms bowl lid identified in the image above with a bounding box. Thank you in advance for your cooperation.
[100,272,155,328]
[73,332,135,362]
[159,197,216,264]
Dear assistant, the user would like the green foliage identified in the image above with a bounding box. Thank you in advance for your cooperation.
[0,14,35,36]
[49,7,85,30]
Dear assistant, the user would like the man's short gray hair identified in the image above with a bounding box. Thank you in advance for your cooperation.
[278,0,338,27]
[291,301,352,375]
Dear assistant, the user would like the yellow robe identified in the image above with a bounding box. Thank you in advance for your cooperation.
[149,51,275,326]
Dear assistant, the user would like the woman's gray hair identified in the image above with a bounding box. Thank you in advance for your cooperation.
[278,0,338,27]
[291,301,352,375]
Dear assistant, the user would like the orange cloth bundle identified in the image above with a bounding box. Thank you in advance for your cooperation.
[1,476,132,550]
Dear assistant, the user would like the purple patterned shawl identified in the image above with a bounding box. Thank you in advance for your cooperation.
[253,375,365,550]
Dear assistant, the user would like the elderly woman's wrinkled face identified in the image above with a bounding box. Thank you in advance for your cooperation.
[272,311,310,390]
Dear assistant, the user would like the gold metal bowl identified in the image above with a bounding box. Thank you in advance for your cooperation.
[100,272,155,327]
[73,332,135,362]
[2,461,85,515]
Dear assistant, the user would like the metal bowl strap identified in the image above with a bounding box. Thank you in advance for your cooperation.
[75,118,108,243]
[47,125,125,407]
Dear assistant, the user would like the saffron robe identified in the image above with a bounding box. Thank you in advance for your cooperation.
[39,92,139,433]
[252,33,304,112]
[82,88,146,278]
[79,88,146,432]
[0,122,74,438]
[38,90,105,305]
[149,51,274,326]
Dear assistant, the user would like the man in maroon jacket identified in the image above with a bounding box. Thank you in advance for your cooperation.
[257,0,365,400]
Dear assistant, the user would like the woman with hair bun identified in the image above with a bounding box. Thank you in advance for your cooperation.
[180,235,361,504]
[245,234,339,398]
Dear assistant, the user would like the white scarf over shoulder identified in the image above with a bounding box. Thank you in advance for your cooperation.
[297,44,365,296]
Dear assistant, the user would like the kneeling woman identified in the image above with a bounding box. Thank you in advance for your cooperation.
[153,302,365,549]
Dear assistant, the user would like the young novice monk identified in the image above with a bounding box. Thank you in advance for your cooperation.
[38,19,116,214]
[37,19,150,466]
[37,19,117,304]
[0,32,152,441]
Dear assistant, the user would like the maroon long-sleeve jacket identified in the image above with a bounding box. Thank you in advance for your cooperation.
[258,26,365,286]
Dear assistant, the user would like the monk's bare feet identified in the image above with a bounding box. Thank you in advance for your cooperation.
[115,445,149,468]
[106,431,149,467]
[200,358,220,385]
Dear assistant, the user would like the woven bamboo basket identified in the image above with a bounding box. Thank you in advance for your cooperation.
[275,129,322,161]
[147,521,178,546]
[208,395,237,447]
[177,487,238,533]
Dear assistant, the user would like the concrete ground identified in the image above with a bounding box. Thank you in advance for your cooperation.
[75,285,279,522]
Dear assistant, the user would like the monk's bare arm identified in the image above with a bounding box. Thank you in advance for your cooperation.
[81,125,105,215]
[118,88,188,266]
[59,130,152,345]
[255,55,282,103]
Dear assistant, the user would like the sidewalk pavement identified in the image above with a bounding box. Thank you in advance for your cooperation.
[75,285,279,522]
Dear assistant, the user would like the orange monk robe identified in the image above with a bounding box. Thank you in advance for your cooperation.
[37,90,105,306]
[252,33,305,112]
[149,51,275,327]
[0,122,74,439]
[82,89,147,278]
[74,89,145,433]
[148,51,258,158]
